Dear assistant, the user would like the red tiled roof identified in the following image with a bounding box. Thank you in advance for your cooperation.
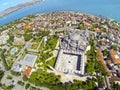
[109,77,120,82]
[97,49,108,72]
[24,66,32,77]
[97,49,112,75]
[95,28,102,33]
[109,49,120,64]
[107,60,112,65]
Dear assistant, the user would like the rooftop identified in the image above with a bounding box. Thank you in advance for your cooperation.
[23,66,32,77]
[109,49,120,64]
[60,29,89,51]
[20,54,37,67]
[97,49,109,73]
[11,62,21,72]
[107,60,112,65]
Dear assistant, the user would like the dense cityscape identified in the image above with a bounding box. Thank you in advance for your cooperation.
[0,11,120,90]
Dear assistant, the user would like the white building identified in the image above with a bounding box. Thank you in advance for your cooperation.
[0,30,9,45]
[55,29,89,75]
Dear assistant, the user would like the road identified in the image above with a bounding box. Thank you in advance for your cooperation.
[104,76,111,90]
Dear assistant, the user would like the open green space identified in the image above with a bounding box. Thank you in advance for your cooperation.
[0,49,10,70]
[31,44,38,49]
[39,35,58,51]
[0,70,4,81]
[29,69,99,90]
[46,57,56,67]
[86,38,107,75]
[32,37,42,43]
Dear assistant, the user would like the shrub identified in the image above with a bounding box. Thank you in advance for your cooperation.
[17,81,24,86]
[22,75,28,81]
[25,83,30,89]
[30,86,36,90]
[7,75,12,80]
[11,71,21,76]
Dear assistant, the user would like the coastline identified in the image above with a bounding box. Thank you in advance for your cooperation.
[0,0,120,26]
[0,0,43,18]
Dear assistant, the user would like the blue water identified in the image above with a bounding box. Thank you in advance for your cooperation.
[0,0,31,12]
[0,0,120,26]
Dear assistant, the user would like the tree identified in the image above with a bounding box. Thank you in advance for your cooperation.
[112,44,118,50]
[102,49,108,57]
[25,83,30,89]
[29,70,62,89]
[111,82,120,90]
[0,70,4,81]
[7,33,14,44]
[86,62,95,74]
[22,75,28,81]
[11,71,21,76]
[0,49,10,70]
[24,33,33,41]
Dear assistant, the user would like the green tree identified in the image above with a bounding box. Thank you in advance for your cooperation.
[24,33,33,41]
[22,75,28,81]
[112,44,118,50]
[0,49,10,70]
[25,83,30,89]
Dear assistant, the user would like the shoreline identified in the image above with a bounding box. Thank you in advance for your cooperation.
[0,11,118,27]
[36,11,113,21]
[0,0,43,18]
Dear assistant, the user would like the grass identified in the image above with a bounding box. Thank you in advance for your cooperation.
[47,57,56,67]
[39,36,58,51]
[7,75,12,80]
[7,60,14,68]
[31,44,38,49]
[40,52,53,62]
[32,38,42,43]
[17,81,25,86]
[19,52,26,60]
[39,41,44,50]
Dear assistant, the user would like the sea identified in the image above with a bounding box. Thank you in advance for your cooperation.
[0,0,120,26]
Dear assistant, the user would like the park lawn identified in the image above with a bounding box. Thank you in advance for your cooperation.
[46,57,56,67]
[40,52,53,62]
[32,38,42,43]
[31,44,38,49]
[7,60,14,68]
[45,36,58,50]
[39,36,58,51]
[19,52,26,61]
[39,42,44,51]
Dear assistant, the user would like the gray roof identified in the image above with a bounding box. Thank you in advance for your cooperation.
[11,63,21,72]
[20,54,37,67]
